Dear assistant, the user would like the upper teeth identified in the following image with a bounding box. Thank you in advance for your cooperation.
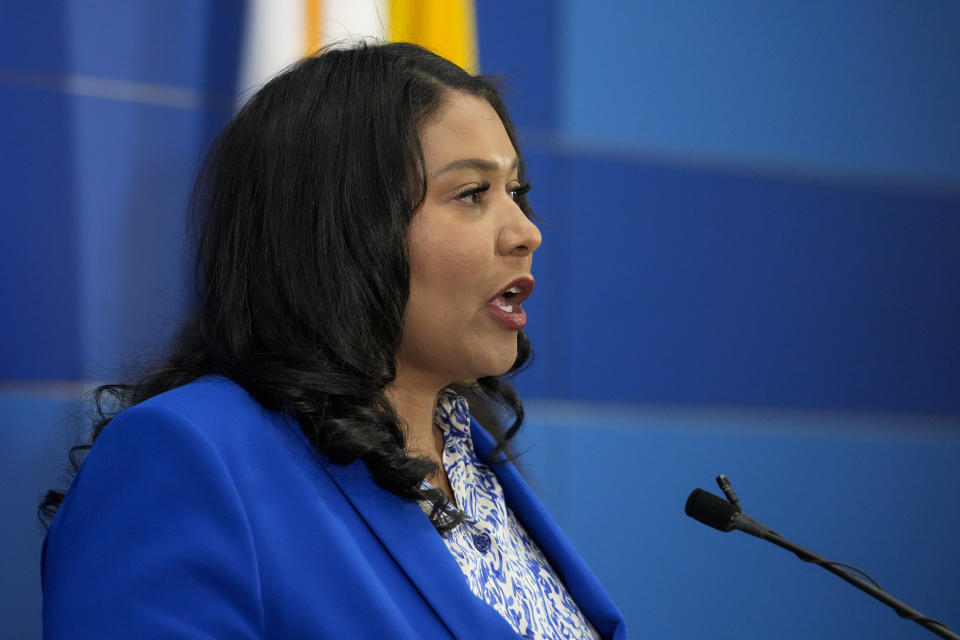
[496,286,522,312]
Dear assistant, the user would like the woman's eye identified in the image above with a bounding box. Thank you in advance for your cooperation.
[509,182,532,201]
[456,181,490,204]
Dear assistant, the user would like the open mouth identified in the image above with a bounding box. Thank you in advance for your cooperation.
[488,277,534,313]
[493,286,523,312]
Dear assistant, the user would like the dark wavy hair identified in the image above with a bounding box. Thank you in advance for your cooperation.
[40,42,534,534]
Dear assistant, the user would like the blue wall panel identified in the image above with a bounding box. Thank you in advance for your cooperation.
[559,0,960,188]
[514,147,960,412]
[71,95,220,379]
[476,0,559,132]
[65,2,214,91]
[0,2,242,381]
[0,2,242,95]
[0,5,70,74]
[0,84,79,379]
[515,403,960,638]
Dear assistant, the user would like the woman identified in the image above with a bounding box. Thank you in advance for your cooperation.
[41,42,626,639]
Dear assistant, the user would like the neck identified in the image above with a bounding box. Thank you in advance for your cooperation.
[386,373,444,463]
[387,368,460,508]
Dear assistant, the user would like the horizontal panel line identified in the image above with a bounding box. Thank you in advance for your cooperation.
[522,398,960,437]
[0,68,234,110]
[520,130,960,198]
[0,380,100,398]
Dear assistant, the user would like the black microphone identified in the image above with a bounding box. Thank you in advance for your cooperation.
[685,476,959,640]
[684,488,770,539]
[684,488,735,530]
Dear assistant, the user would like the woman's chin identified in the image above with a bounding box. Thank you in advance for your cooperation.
[474,346,519,380]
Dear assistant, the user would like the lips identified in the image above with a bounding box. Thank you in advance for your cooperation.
[486,276,534,330]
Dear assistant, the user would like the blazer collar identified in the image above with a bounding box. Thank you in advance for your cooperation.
[320,458,522,639]
[321,420,627,640]
[470,421,628,640]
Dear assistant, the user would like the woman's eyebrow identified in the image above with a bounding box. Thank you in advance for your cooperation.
[430,156,519,179]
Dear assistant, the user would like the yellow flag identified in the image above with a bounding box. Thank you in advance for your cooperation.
[388,0,478,73]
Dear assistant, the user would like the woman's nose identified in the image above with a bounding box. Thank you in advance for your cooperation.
[499,202,542,257]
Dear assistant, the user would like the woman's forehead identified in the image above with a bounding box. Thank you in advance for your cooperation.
[420,93,517,174]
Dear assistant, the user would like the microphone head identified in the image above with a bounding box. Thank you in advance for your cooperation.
[685,489,738,532]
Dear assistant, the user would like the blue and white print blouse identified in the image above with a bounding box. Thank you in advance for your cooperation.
[421,390,601,640]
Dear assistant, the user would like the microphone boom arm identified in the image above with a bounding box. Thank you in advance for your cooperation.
[757,526,957,640]
[686,485,959,640]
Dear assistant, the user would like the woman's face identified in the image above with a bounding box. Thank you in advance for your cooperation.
[395,91,542,390]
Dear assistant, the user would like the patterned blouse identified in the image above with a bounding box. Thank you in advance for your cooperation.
[421,390,601,640]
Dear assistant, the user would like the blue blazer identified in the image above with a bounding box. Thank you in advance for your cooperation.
[42,376,627,638]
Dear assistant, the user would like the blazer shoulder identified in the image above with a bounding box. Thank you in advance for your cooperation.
[92,375,315,481]
[136,375,267,423]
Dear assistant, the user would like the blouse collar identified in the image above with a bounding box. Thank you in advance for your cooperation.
[433,388,473,441]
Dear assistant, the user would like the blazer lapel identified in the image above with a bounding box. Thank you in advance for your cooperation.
[471,420,628,640]
[320,459,522,639]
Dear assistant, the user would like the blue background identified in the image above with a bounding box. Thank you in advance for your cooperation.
[2,1,958,638]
